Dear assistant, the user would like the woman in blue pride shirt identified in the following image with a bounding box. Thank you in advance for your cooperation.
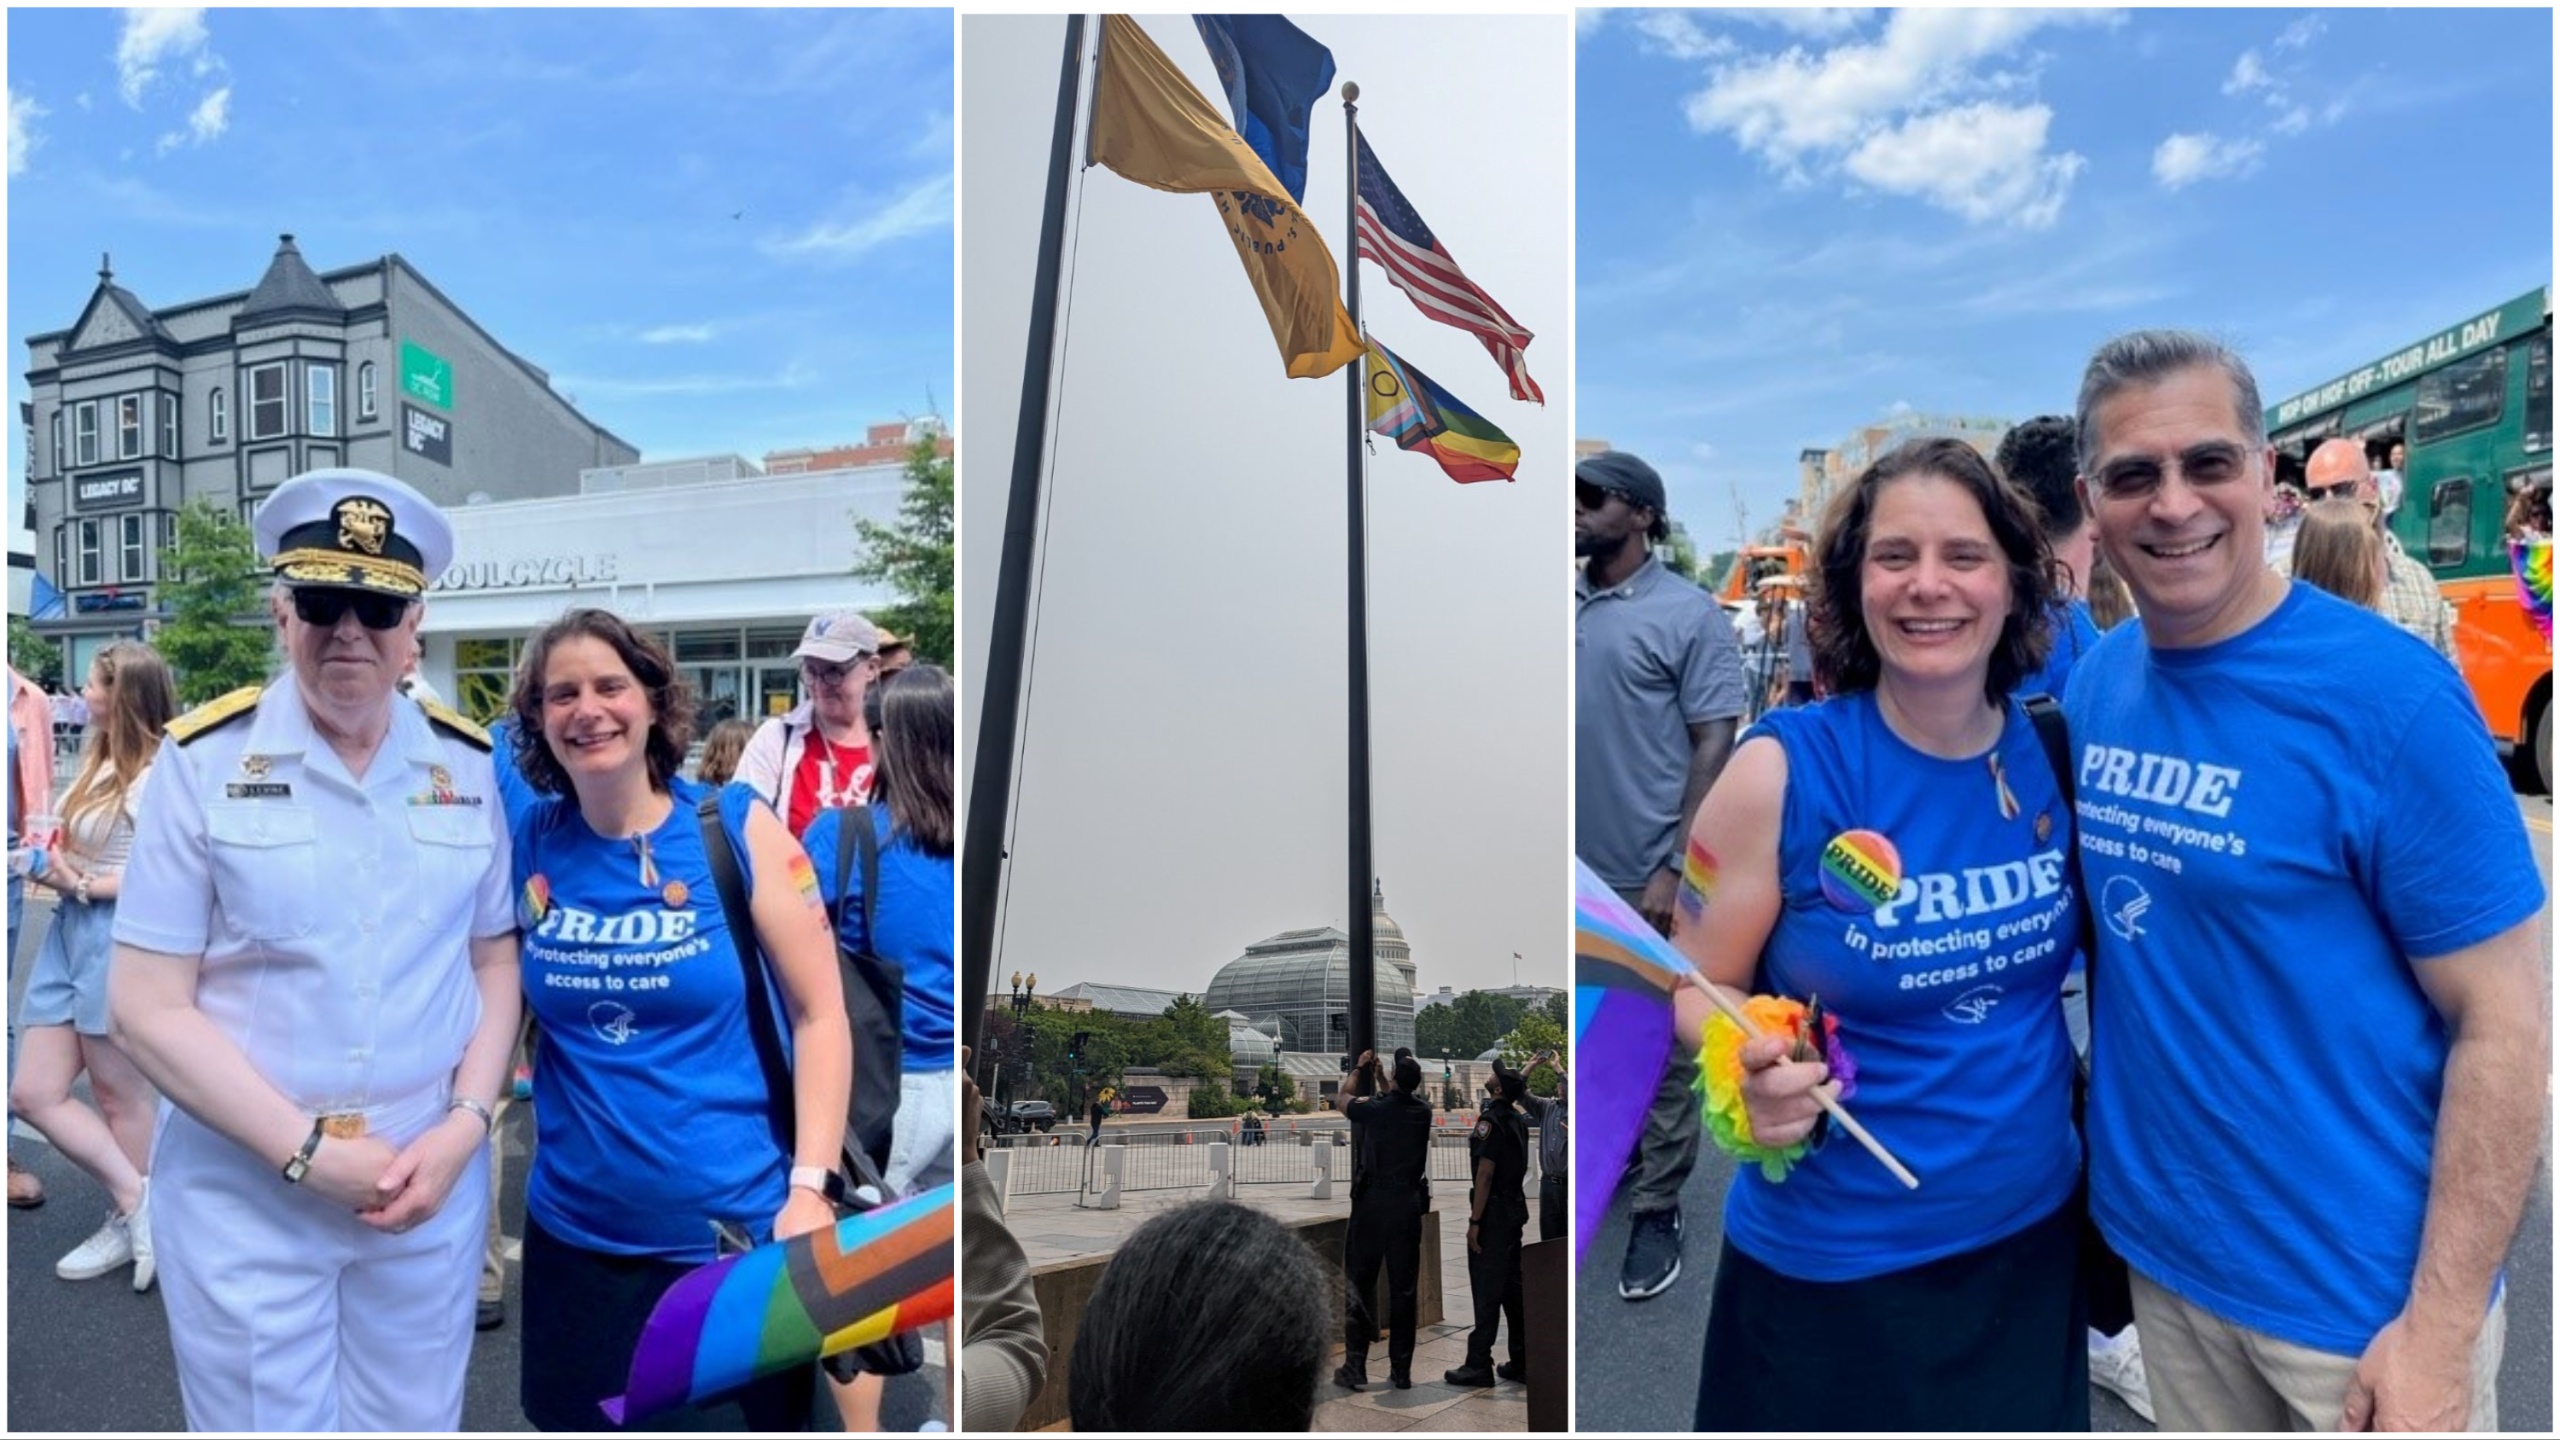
[1673,437,2088,1431]
[506,608,851,1432]
[801,662,958,1429]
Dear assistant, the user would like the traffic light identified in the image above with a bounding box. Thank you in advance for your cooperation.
[1069,1030,1089,1067]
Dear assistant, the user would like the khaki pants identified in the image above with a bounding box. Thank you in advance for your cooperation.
[2131,1268,2505,1432]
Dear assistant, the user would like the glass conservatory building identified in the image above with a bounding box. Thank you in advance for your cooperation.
[1203,882,1420,1057]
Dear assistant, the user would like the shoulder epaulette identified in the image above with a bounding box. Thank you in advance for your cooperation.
[166,686,262,745]
[420,698,492,752]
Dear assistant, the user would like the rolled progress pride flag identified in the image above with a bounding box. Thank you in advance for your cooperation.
[602,1182,956,1425]
[1573,860,1686,1263]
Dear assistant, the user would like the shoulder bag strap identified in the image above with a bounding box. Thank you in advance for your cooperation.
[855,802,881,958]
[700,791,797,1143]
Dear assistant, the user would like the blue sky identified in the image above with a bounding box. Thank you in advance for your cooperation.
[1577,7,2554,549]
[6,6,952,517]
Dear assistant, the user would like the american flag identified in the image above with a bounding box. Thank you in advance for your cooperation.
[1353,131,1544,405]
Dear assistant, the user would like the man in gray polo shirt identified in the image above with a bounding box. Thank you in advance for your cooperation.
[1574,449,1746,1301]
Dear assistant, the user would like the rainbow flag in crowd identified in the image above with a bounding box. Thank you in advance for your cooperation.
[2516,537,2551,640]
[1574,860,1689,1260]
[1363,337,1520,483]
[602,1184,954,1426]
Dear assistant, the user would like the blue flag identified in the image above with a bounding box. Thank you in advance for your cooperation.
[1193,15,1335,204]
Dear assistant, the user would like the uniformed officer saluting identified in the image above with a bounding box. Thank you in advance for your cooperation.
[1330,1047,1432,1391]
[1446,1056,1531,1388]
[110,468,519,1432]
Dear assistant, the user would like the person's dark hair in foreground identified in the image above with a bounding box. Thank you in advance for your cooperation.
[1070,1201,1332,1431]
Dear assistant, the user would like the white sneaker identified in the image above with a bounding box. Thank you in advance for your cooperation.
[56,1210,133,1280]
[128,1181,154,1293]
[2089,1325,2156,1424]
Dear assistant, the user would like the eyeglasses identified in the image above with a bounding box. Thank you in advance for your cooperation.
[802,657,872,688]
[1574,481,1615,510]
[291,587,410,631]
[2086,442,2254,501]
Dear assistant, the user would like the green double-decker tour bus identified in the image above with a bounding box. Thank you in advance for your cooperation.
[2264,286,2552,791]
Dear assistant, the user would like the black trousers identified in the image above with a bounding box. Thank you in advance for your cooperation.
[1464,1197,1528,1369]
[1537,1173,1566,1243]
[1343,1187,1423,1370]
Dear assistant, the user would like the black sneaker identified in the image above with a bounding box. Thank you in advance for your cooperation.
[476,1298,505,1332]
[1496,1360,1526,1384]
[1331,1361,1366,1392]
[1618,1207,1682,1300]
[1443,1363,1496,1388]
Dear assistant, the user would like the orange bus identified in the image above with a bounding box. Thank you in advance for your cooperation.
[2266,286,2552,792]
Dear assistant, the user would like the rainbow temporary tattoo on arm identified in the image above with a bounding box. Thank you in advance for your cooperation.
[1675,837,1719,926]
[1693,993,1860,1183]
[786,852,824,910]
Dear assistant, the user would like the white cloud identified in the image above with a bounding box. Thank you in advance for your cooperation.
[2151,131,2264,190]
[639,323,717,344]
[9,87,44,176]
[763,173,952,260]
[117,8,210,107]
[155,85,230,156]
[1575,9,1606,42]
[909,111,952,161]
[1845,102,2080,228]
[2274,15,2326,51]
[2223,49,2270,96]
[1633,11,1730,63]
[1677,9,2110,226]
[1724,9,1879,40]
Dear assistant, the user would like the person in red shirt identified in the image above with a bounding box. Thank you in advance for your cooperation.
[736,611,881,838]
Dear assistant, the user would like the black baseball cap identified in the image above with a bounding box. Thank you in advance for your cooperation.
[1576,451,1666,516]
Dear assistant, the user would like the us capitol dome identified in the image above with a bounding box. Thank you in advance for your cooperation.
[1203,880,1419,1057]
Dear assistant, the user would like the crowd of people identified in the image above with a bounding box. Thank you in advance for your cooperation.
[5,466,957,1434]
[1576,328,2545,1432]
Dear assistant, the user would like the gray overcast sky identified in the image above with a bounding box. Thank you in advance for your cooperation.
[961,13,1570,1006]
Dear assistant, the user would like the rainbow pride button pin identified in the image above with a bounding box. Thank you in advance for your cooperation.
[1819,830,1902,913]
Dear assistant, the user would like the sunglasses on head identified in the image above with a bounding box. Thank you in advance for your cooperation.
[291,586,410,631]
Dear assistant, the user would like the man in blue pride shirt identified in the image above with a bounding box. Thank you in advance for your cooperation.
[2065,331,2547,1433]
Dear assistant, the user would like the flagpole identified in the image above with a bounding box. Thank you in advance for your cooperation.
[1341,81,1376,1072]
[962,13,1088,1080]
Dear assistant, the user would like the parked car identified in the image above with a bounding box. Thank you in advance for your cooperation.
[1009,1099,1057,1132]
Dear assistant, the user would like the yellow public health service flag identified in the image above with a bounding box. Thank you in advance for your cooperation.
[1087,14,1363,380]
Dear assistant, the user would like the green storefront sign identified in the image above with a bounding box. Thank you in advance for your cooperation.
[401,340,452,410]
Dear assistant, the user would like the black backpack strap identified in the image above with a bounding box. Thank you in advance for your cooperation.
[855,803,880,960]
[2024,695,2099,1049]
[699,791,797,1144]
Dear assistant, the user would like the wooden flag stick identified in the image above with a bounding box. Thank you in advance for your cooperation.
[1689,974,1921,1191]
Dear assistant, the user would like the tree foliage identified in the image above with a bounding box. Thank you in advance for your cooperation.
[852,436,954,669]
[8,623,61,690]
[155,499,275,704]
[1499,1008,1569,1098]
[1414,990,1531,1063]
[990,993,1235,1114]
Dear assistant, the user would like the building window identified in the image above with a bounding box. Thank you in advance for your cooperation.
[249,363,287,440]
[161,392,180,457]
[359,362,378,420]
[120,514,147,582]
[76,519,102,586]
[117,395,143,459]
[454,637,522,724]
[74,401,99,466]
[51,410,64,473]
[210,388,229,443]
[309,365,337,438]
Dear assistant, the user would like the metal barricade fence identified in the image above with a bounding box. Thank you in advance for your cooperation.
[990,1119,1543,1196]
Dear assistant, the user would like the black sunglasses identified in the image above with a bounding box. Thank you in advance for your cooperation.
[292,587,411,631]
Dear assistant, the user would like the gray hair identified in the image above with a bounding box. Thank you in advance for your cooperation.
[2074,330,2267,471]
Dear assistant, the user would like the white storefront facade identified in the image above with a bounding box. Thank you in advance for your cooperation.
[418,457,907,725]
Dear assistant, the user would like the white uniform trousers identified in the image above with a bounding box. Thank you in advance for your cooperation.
[154,1086,489,1432]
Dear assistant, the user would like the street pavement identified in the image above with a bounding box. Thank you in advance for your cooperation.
[3,890,947,1433]
[1577,791,2555,1433]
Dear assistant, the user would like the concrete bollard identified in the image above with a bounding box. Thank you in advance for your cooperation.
[986,1147,1014,1214]
[1206,1140,1232,1201]
[1310,1132,1333,1200]
[1096,1143,1125,1210]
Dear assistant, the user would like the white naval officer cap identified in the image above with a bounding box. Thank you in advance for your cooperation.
[253,467,454,599]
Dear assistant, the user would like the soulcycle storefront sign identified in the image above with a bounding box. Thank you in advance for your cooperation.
[432,553,620,593]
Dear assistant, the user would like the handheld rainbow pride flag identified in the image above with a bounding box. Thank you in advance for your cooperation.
[1574,860,1688,1260]
[601,1183,955,1426]
[1364,337,1520,484]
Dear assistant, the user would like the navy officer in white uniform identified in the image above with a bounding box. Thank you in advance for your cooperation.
[110,468,519,1431]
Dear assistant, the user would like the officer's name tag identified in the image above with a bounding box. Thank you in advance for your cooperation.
[224,782,293,799]
[407,792,485,807]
